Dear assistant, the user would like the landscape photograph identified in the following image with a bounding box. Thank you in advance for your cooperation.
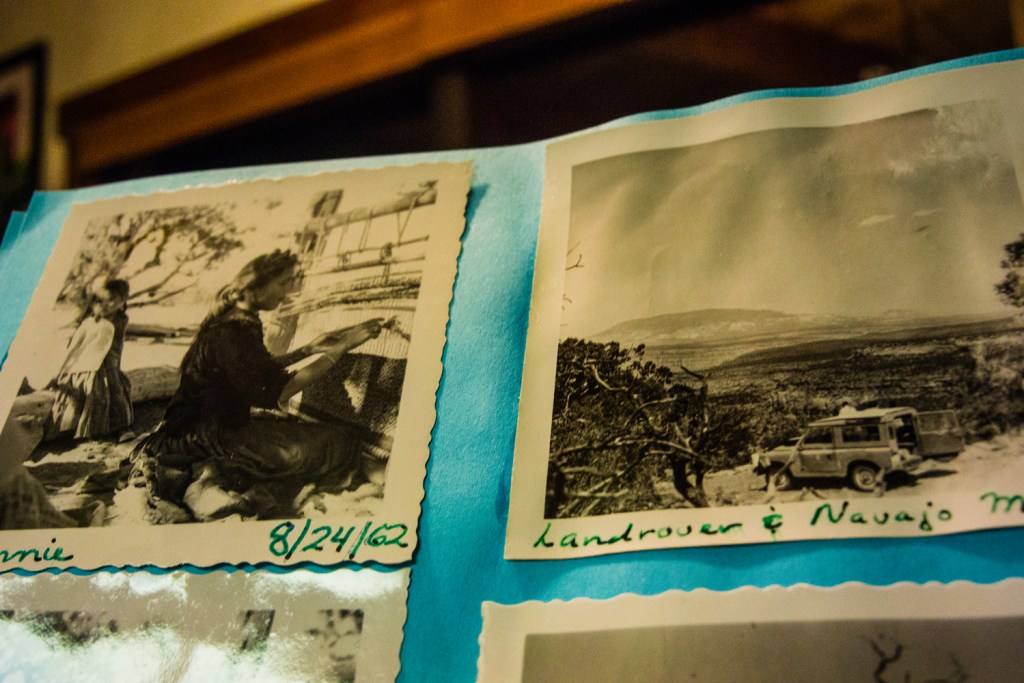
[544,98,1024,519]
[479,581,1024,682]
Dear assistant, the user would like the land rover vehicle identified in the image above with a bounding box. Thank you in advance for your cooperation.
[752,407,964,492]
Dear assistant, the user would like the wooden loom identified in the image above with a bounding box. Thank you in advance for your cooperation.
[266,182,440,460]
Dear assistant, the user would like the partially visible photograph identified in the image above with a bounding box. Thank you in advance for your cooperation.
[479,580,1024,682]
[0,161,471,567]
[0,567,408,682]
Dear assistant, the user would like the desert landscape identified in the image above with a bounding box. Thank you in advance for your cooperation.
[546,307,1024,517]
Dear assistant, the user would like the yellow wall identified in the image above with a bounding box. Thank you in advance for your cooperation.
[0,0,322,189]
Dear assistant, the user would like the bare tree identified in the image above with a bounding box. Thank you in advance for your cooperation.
[866,636,904,683]
[562,242,583,309]
[865,634,968,683]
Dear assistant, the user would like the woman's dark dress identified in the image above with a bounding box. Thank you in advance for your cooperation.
[133,308,359,520]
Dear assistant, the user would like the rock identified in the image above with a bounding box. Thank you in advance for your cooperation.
[126,365,180,403]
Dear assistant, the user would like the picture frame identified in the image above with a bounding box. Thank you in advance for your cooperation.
[0,43,45,239]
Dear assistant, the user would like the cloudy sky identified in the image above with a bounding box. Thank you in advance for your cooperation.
[561,100,1024,338]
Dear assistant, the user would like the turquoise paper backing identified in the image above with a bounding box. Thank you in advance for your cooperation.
[2,49,1024,682]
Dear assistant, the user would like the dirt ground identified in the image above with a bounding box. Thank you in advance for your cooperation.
[24,403,384,527]
[653,433,1024,508]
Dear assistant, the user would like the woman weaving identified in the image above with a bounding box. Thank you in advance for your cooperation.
[132,250,384,522]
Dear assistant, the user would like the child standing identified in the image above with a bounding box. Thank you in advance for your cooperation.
[48,279,134,440]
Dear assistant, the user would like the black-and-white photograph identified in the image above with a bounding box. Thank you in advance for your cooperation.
[507,61,1024,557]
[0,567,407,681]
[478,580,1024,682]
[548,100,1024,517]
[0,161,471,567]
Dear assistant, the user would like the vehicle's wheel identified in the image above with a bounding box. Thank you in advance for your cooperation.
[849,463,880,492]
[770,465,794,491]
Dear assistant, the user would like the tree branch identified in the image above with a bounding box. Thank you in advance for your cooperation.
[678,362,706,382]
[866,637,903,683]
[552,436,699,461]
[584,361,668,437]
[128,285,193,308]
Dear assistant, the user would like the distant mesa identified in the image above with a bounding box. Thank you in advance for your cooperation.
[878,308,919,320]
[587,307,1002,347]
[591,308,804,345]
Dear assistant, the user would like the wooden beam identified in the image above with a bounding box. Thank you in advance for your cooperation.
[637,9,899,86]
[60,0,628,181]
